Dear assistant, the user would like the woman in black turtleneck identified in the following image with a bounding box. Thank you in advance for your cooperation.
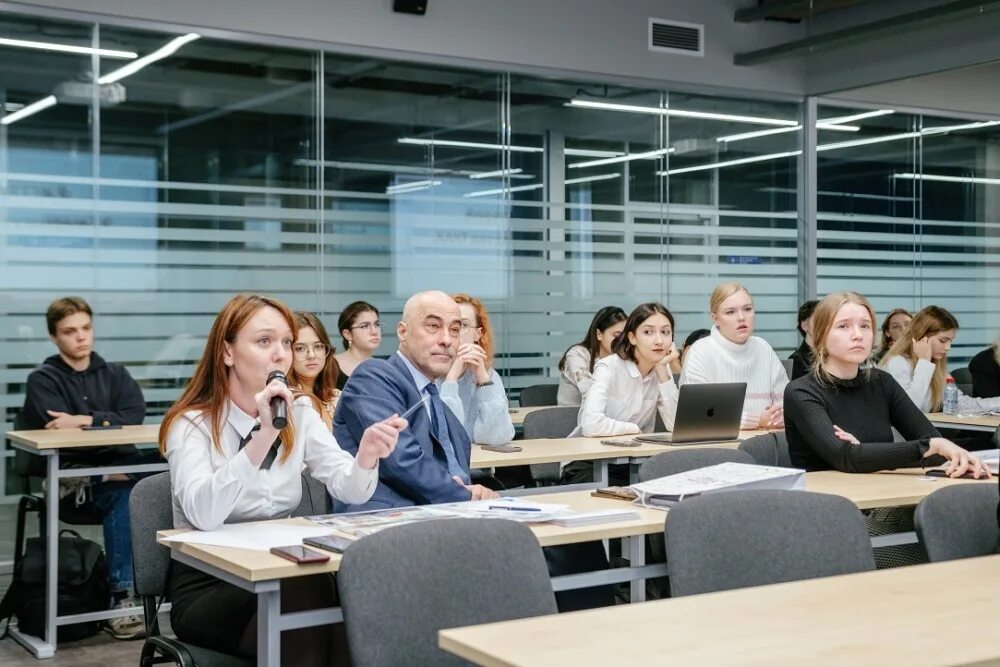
[784,291,988,479]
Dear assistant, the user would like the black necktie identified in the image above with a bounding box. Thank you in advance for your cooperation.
[238,422,281,470]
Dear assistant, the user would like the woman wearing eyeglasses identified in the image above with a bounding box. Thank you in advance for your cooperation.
[334,301,382,390]
[439,293,515,446]
[288,312,340,429]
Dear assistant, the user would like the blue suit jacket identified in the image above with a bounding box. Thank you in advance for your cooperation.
[332,352,473,512]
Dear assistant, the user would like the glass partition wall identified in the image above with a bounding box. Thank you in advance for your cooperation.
[2,9,999,497]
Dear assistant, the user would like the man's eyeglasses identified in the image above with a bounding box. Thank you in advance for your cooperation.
[292,343,328,358]
[350,321,382,332]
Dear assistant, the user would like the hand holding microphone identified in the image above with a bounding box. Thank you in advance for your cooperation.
[255,370,294,432]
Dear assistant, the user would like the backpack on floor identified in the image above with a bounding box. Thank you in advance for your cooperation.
[0,529,110,642]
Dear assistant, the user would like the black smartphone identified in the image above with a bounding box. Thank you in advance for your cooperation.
[479,443,522,453]
[924,469,988,480]
[269,545,331,563]
[601,439,641,448]
[81,424,123,431]
[303,534,355,554]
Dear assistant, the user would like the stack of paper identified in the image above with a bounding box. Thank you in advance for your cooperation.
[549,509,640,527]
[435,497,570,523]
[161,523,336,551]
[629,462,805,509]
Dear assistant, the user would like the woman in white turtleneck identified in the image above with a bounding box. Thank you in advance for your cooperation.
[679,282,788,430]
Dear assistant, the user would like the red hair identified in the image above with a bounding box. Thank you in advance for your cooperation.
[159,294,298,462]
[452,293,495,366]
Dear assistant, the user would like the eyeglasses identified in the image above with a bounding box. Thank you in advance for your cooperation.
[459,320,480,333]
[292,342,328,358]
[350,321,382,332]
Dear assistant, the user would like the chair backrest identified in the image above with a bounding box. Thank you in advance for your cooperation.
[950,367,974,395]
[637,448,755,483]
[522,406,580,440]
[523,406,581,484]
[128,472,174,597]
[665,489,875,597]
[11,410,45,480]
[518,384,559,407]
[781,357,794,377]
[292,473,331,517]
[915,484,1000,562]
[737,432,793,468]
[337,518,557,667]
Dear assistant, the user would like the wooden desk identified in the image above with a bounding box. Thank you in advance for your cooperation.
[5,425,166,659]
[160,470,989,667]
[440,555,1000,667]
[507,406,549,426]
[927,412,1000,433]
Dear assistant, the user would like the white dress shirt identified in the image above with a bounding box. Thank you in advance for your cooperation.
[571,354,679,437]
[165,396,378,530]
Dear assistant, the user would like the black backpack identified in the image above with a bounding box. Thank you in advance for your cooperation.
[0,529,110,642]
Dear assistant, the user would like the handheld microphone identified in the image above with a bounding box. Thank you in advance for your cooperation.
[266,370,289,429]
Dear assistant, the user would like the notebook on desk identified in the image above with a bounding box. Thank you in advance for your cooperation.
[632,382,747,446]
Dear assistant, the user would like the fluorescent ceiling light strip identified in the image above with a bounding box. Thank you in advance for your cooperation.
[816,131,921,152]
[568,99,798,127]
[398,137,543,153]
[386,179,441,194]
[0,95,57,126]
[564,148,623,158]
[97,33,200,85]
[893,172,1000,186]
[818,109,895,125]
[469,168,523,179]
[568,148,674,169]
[464,182,544,198]
[565,172,621,185]
[717,123,858,144]
[0,36,137,59]
[659,150,801,176]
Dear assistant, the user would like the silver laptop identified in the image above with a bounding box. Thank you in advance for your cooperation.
[633,382,747,445]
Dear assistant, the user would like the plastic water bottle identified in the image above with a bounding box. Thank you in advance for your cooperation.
[942,377,959,415]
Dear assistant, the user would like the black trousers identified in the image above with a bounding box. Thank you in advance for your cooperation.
[169,561,341,665]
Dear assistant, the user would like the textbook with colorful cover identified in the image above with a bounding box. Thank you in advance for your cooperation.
[628,462,806,509]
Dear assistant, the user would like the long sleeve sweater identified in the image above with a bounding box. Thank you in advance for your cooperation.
[679,326,788,429]
[881,355,1000,413]
[968,347,1000,398]
[784,369,940,472]
[557,345,593,406]
[438,369,515,446]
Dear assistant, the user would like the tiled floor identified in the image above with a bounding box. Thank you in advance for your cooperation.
[0,502,152,666]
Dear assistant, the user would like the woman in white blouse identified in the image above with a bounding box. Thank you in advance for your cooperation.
[557,306,627,406]
[159,293,404,665]
[880,305,1000,414]
[561,303,679,484]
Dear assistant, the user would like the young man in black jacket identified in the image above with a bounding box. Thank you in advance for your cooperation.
[20,297,148,639]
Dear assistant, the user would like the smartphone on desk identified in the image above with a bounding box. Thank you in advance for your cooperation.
[303,534,355,554]
[81,424,123,431]
[269,545,330,564]
[479,443,522,453]
[923,469,989,480]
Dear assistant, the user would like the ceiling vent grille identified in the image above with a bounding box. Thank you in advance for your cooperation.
[649,18,704,57]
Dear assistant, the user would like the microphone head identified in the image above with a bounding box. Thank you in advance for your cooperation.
[266,369,288,385]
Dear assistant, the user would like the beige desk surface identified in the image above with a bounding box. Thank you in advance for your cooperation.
[157,470,989,584]
[6,424,161,449]
[507,407,549,426]
[927,412,1000,429]
[440,554,1000,667]
[471,431,768,468]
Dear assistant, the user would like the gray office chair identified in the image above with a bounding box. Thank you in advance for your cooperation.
[522,406,580,485]
[665,489,875,597]
[951,367,974,395]
[915,484,1000,562]
[337,518,557,667]
[637,448,756,483]
[738,432,793,468]
[129,472,253,667]
[781,357,794,378]
[518,384,559,407]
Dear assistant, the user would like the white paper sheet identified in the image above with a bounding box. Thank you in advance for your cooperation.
[161,523,336,551]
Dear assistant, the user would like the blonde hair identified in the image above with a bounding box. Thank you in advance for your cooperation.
[709,282,751,314]
[879,306,959,410]
[810,292,877,385]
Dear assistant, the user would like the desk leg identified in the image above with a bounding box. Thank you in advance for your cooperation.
[258,588,281,667]
[594,460,609,486]
[45,452,59,650]
[628,533,646,603]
